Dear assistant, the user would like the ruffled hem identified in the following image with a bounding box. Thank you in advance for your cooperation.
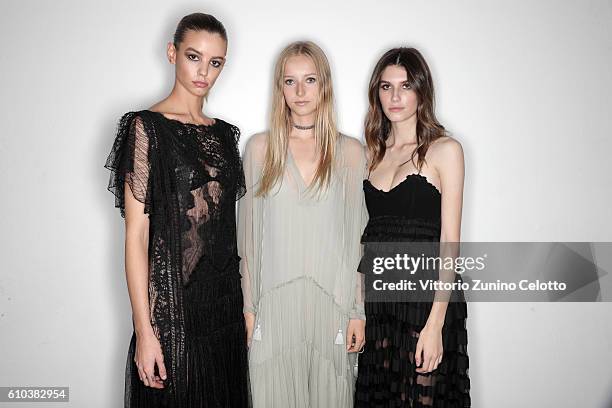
[355,301,470,408]
[248,277,358,407]
[361,216,441,243]
[105,111,157,218]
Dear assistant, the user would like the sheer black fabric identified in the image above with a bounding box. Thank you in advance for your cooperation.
[355,174,471,408]
[105,110,249,407]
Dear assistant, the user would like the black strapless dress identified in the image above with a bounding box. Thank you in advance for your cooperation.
[355,173,471,408]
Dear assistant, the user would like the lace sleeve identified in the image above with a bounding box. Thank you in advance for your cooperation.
[105,112,155,218]
[237,134,266,315]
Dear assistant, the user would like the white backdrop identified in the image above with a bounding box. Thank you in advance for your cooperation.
[1,0,611,406]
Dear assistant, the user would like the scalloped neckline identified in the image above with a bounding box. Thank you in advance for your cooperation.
[147,110,218,129]
[365,173,441,195]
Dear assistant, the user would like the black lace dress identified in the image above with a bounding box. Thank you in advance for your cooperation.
[105,110,250,407]
[355,174,471,408]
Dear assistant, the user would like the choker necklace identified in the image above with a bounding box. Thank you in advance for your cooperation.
[293,123,315,130]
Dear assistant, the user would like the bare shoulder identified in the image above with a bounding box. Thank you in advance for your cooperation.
[147,101,170,115]
[429,135,464,163]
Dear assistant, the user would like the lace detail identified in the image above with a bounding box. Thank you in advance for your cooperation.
[105,110,249,407]
[105,112,156,217]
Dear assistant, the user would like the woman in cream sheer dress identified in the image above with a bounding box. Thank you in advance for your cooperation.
[238,41,367,407]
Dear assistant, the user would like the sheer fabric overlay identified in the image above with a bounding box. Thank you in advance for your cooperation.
[105,110,249,407]
[355,174,471,408]
[238,133,368,407]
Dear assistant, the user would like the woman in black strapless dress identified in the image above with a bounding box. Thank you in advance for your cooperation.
[355,48,471,407]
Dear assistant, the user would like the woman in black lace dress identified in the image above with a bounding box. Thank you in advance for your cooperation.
[104,13,250,407]
[355,48,471,407]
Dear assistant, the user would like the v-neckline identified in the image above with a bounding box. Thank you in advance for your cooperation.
[287,146,316,191]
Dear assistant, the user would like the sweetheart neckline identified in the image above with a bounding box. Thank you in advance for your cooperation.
[364,173,441,196]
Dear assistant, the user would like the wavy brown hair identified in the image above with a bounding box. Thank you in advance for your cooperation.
[365,47,447,172]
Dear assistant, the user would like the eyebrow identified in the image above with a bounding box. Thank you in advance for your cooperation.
[284,73,318,77]
[184,47,226,59]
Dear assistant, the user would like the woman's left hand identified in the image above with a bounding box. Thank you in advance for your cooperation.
[415,323,444,373]
[346,319,366,353]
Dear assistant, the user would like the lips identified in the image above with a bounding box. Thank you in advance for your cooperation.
[294,101,309,106]
[193,81,209,88]
[389,107,404,112]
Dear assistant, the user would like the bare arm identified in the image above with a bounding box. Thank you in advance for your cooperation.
[416,137,464,374]
[120,114,166,388]
[426,137,464,329]
[124,182,152,337]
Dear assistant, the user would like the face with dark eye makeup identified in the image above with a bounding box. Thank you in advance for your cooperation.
[378,64,419,124]
[167,29,227,97]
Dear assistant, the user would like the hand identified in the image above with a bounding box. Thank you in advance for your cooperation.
[244,312,255,349]
[134,330,166,388]
[346,319,366,353]
[415,323,443,374]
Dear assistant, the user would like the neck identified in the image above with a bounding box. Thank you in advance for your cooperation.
[389,115,417,146]
[289,127,315,140]
[290,111,315,128]
[166,81,206,118]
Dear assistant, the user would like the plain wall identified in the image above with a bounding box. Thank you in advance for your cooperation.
[1,0,611,406]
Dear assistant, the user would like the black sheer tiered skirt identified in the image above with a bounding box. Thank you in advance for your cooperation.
[124,256,250,408]
[355,216,471,408]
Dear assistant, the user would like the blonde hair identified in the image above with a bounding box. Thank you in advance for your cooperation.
[257,41,338,196]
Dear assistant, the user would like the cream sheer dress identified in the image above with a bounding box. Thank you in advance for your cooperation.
[238,132,368,408]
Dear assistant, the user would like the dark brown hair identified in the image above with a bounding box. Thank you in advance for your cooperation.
[173,12,227,48]
[365,47,447,172]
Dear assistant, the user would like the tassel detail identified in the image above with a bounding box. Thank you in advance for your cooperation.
[253,324,262,341]
[335,329,344,345]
